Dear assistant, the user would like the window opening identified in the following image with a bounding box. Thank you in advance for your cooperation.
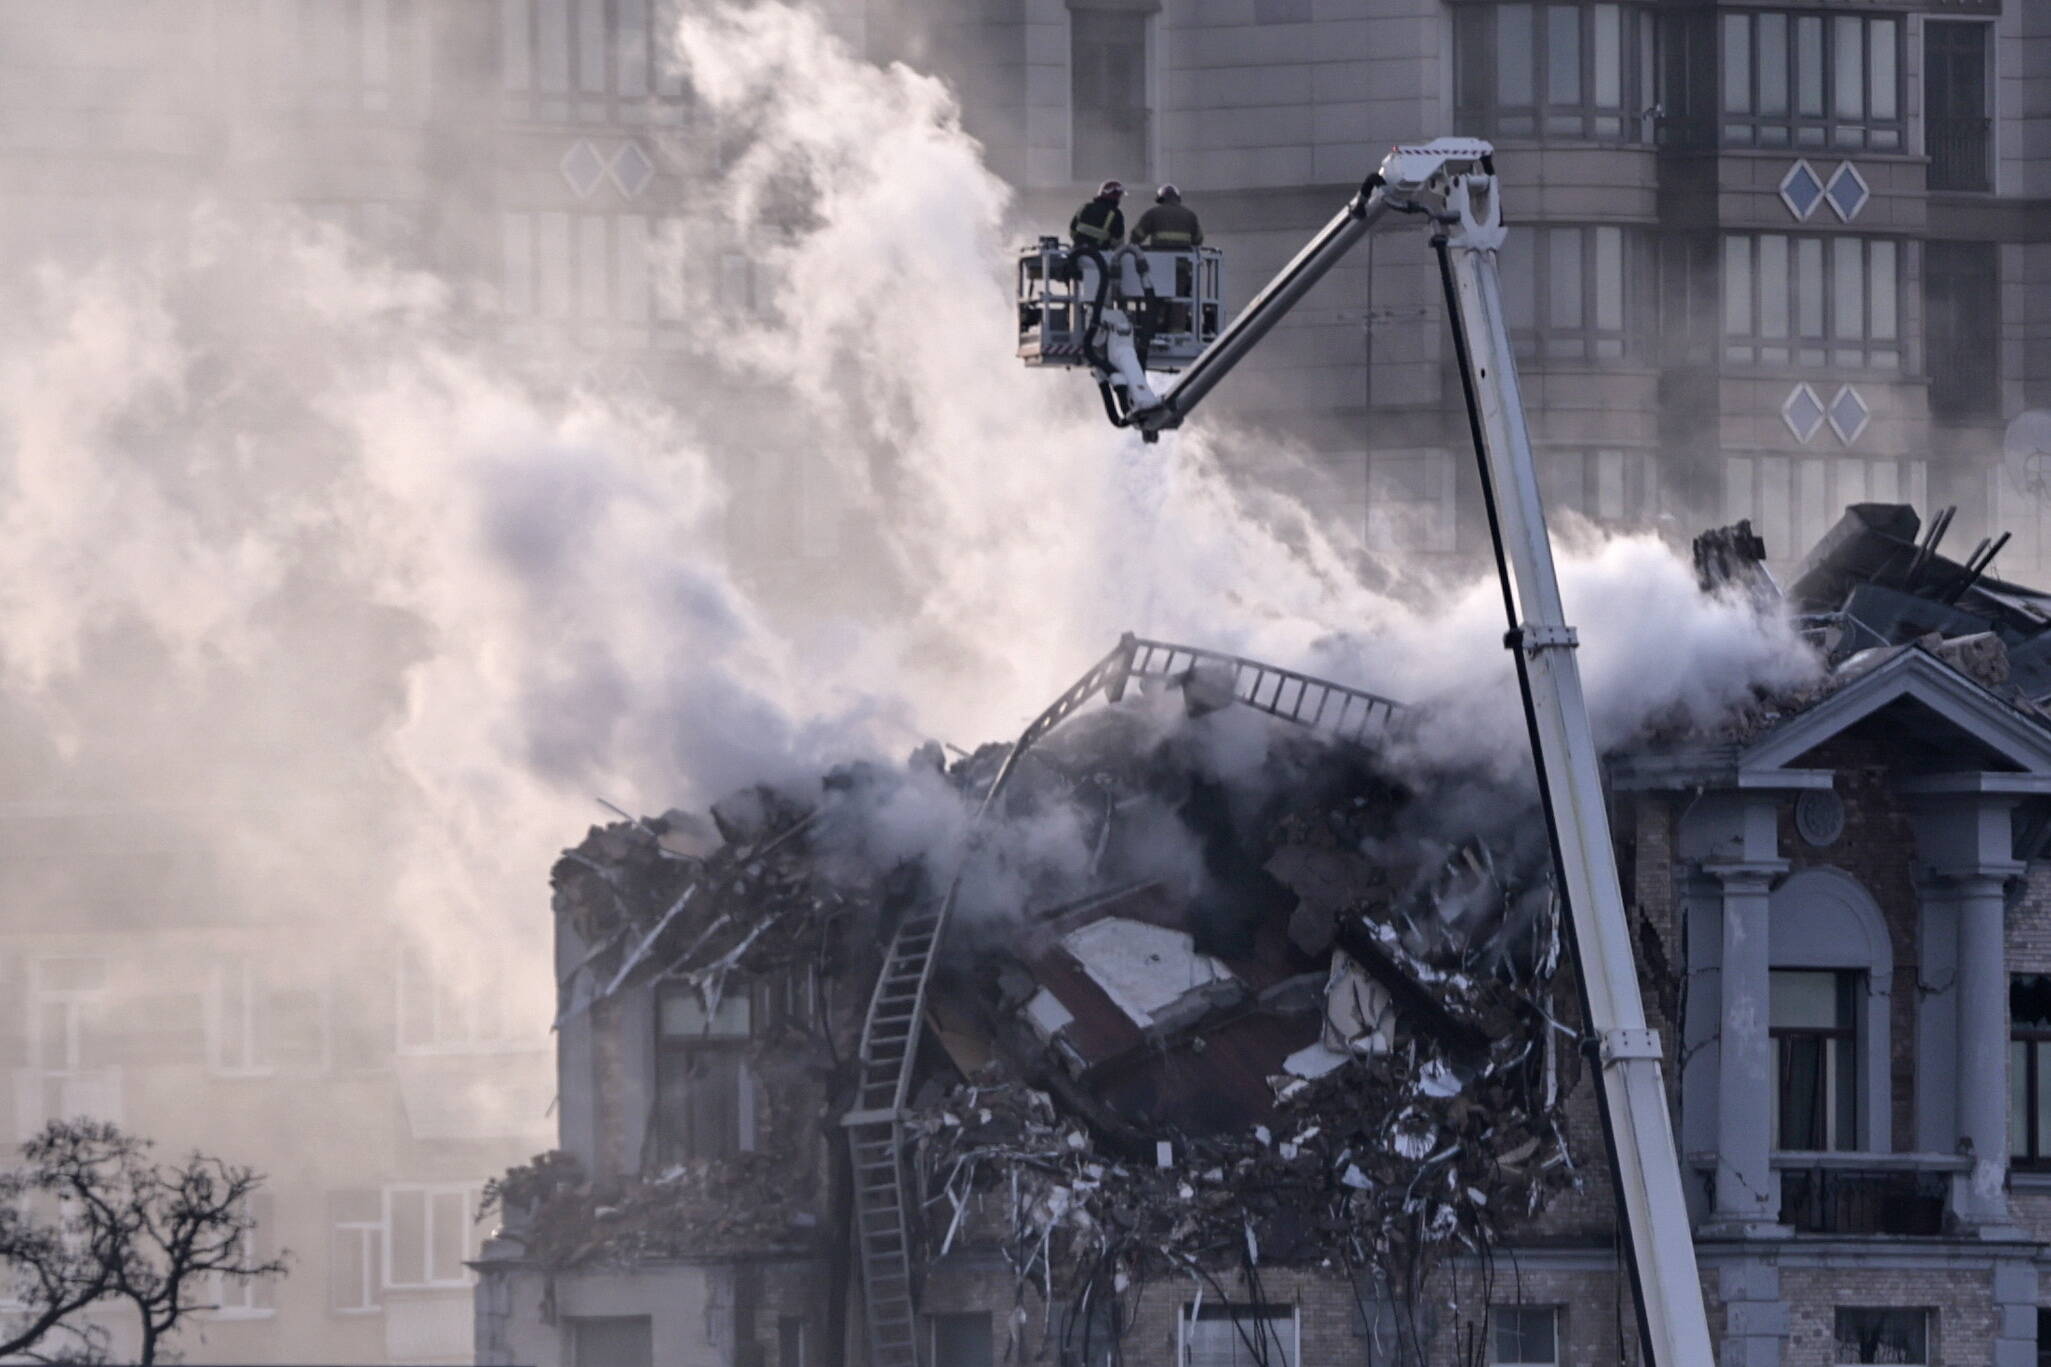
[1490,1305,1560,1366]
[1721,233,1899,371]
[1925,22,1990,192]
[1771,969,1858,1151]
[382,1184,479,1289]
[1071,10,1149,180]
[654,983,756,1164]
[2011,975,2051,1164]
[1455,3,1655,143]
[1719,10,1901,150]
[1180,1303,1298,1367]
[1833,1308,1928,1364]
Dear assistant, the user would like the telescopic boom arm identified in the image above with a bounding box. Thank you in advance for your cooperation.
[1110,139,1717,1367]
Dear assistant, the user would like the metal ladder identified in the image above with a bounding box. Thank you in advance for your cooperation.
[844,898,947,1367]
[842,633,1400,1365]
[1124,635,1400,743]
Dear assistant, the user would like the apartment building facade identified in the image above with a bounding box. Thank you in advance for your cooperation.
[0,797,551,1365]
[871,0,2051,579]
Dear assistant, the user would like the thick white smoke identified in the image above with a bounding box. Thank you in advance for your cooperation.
[0,2,1817,1045]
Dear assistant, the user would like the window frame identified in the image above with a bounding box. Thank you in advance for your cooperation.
[653,982,758,1165]
[1770,968,1860,1153]
[202,1194,275,1320]
[1454,2,1657,144]
[380,1183,480,1291]
[208,960,332,1077]
[1832,1307,1929,1365]
[395,945,526,1056]
[1178,1301,1300,1367]
[500,0,690,126]
[1721,232,1902,373]
[330,1209,384,1315]
[1717,9,1904,152]
[1490,1304,1561,1366]
[2011,975,2051,1167]
[1498,223,1644,363]
[28,956,106,1074]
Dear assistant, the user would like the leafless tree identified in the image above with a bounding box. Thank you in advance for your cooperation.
[0,1119,289,1364]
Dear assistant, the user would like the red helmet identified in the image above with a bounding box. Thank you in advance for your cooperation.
[1097,179,1125,198]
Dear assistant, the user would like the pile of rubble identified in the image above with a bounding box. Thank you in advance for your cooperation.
[909,792,1577,1347]
[1700,504,2051,725]
[484,1148,825,1266]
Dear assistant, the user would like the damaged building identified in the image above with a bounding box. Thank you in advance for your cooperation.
[481,506,2051,1367]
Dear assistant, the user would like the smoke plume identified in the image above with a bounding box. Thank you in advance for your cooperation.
[0,3,1816,1068]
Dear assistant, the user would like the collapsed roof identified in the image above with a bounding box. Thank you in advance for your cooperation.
[1704,503,2051,705]
[515,633,1581,1351]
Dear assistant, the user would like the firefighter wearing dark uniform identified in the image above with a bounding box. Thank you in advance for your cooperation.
[1069,179,1127,250]
[1130,184,1202,248]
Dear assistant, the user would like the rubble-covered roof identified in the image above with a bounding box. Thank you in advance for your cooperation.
[504,637,1582,1345]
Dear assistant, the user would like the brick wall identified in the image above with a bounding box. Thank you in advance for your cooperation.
[1777,1266,1991,1366]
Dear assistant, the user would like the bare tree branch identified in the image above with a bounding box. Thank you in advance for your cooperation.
[0,1120,289,1364]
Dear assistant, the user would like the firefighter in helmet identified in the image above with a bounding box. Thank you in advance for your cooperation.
[1131,184,1202,249]
[1069,179,1127,250]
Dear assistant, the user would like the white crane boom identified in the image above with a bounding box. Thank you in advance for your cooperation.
[1040,138,1717,1367]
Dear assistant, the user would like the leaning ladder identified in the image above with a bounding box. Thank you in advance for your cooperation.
[842,633,1399,1366]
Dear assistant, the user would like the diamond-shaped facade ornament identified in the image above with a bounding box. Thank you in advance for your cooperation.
[1827,385,1870,445]
[560,140,606,199]
[1780,160,1825,221]
[1824,162,1870,222]
[1782,383,1826,444]
[610,141,655,198]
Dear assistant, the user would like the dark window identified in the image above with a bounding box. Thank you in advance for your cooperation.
[1490,1306,1559,1365]
[1059,1295,1116,1367]
[1833,1308,1928,1364]
[1926,22,1991,192]
[1072,11,1149,180]
[1498,224,1643,361]
[654,985,753,1164]
[932,1313,995,1367]
[1927,241,2000,424]
[571,1316,655,1367]
[1454,3,1655,143]
[1722,234,1899,372]
[1719,11,1902,151]
[1182,1304,1297,1367]
[778,1317,808,1367]
[2037,1307,2051,1367]
[1771,969,1858,1151]
[1655,8,1719,149]
[2011,975,2051,1164]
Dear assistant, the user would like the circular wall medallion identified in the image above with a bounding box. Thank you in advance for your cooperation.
[1796,788,1846,848]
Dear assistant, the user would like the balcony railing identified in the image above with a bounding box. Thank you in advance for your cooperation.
[1774,1155,1959,1236]
[1928,116,1992,192]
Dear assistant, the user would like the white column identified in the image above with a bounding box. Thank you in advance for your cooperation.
[1705,863,1785,1234]
[1953,870,2014,1225]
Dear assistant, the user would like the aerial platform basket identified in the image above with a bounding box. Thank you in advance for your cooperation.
[1015,237,1224,372]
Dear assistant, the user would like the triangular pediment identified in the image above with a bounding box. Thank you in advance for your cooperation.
[1742,648,2051,775]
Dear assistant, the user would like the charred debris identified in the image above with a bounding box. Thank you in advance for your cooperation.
[492,504,2051,1353]
[490,639,1582,1352]
[1704,502,2051,706]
